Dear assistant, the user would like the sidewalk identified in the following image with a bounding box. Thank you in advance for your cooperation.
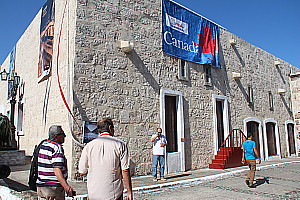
[1,157,300,199]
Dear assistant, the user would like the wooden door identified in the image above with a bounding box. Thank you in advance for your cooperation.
[287,123,296,155]
[165,96,178,153]
[216,100,224,148]
[247,121,260,157]
[266,122,277,156]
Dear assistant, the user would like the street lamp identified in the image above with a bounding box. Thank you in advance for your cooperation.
[0,69,20,149]
[0,69,8,81]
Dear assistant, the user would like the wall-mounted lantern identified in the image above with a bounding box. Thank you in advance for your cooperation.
[229,39,236,45]
[0,69,8,81]
[232,72,241,79]
[274,61,280,66]
[117,40,134,53]
[278,88,286,94]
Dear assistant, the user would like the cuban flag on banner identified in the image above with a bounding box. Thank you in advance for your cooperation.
[162,0,221,68]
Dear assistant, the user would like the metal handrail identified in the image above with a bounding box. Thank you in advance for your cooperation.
[220,129,246,148]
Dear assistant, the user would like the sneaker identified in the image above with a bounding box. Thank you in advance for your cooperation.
[245,180,250,186]
[153,178,158,182]
[248,184,255,188]
[161,178,167,181]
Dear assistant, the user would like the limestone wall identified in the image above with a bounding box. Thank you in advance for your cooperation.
[0,0,298,178]
[73,0,298,176]
[290,74,300,133]
[0,0,77,176]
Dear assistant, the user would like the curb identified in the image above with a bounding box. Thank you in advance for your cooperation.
[0,186,22,200]
[132,160,300,192]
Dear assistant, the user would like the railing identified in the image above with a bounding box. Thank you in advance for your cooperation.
[220,129,246,148]
[218,129,246,168]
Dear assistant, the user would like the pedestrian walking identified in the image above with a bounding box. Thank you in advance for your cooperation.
[78,118,133,200]
[36,125,75,200]
[242,133,261,188]
[150,128,167,181]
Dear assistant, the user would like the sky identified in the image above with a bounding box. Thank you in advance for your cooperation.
[0,0,299,68]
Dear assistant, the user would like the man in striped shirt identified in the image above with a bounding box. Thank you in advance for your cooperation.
[37,125,75,199]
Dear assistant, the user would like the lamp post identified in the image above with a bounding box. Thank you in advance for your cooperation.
[1,69,20,149]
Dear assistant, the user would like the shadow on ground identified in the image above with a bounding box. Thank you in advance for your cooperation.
[0,178,30,192]
[167,173,192,179]
[255,177,270,187]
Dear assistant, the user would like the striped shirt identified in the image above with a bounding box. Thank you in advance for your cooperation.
[37,140,68,187]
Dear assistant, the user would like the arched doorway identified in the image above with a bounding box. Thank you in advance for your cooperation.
[246,121,261,157]
[244,118,264,160]
[266,122,277,156]
[263,119,281,160]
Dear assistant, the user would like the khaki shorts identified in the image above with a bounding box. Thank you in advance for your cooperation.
[37,186,65,200]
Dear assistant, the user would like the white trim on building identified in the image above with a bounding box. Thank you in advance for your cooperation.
[284,120,297,157]
[212,94,229,155]
[160,88,185,173]
[263,118,281,160]
[243,117,265,160]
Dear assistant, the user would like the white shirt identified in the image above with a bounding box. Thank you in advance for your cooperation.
[152,134,167,155]
[78,134,129,200]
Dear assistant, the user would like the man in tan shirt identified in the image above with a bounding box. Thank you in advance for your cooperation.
[79,118,133,200]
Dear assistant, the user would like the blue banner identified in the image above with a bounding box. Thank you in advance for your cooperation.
[162,0,220,68]
[8,47,16,100]
[38,0,54,82]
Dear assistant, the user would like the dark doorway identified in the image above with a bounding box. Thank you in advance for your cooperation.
[165,95,178,153]
[246,121,261,157]
[216,100,224,148]
[287,123,296,155]
[266,122,277,156]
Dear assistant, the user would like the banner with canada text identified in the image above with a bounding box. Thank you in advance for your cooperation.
[162,0,221,68]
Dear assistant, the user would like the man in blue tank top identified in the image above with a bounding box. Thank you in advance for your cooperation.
[242,133,261,188]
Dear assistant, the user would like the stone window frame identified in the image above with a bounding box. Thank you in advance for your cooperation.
[17,102,24,136]
[177,59,189,81]
[203,64,212,87]
[268,91,274,111]
[248,85,254,106]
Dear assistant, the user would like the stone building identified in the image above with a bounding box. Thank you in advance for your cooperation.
[290,73,300,155]
[0,0,298,178]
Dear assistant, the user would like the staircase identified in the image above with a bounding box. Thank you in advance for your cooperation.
[209,129,246,169]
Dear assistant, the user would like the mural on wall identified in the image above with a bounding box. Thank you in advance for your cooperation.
[38,0,55,82]
[7,47,16,100]
[162,0,221,68]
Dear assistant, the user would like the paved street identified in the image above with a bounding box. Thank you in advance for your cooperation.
[134,162,300,200]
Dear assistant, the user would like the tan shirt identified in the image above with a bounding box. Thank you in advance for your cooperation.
[78,134,130,200]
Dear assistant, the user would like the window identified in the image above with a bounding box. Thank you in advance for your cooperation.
[204,64,212,86]
[248,85,254,106]
[17,103,24,136]
[177,59,189,81]
[268,91,274,111]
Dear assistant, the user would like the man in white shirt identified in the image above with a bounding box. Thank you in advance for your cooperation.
[150,128,167,181]
[79,118,132,200]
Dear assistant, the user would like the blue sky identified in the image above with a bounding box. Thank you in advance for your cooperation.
[0,0,299,68]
